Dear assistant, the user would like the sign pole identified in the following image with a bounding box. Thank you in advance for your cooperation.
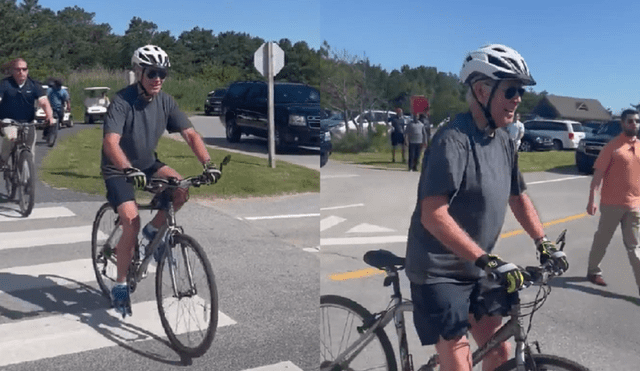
[267,41,276,168]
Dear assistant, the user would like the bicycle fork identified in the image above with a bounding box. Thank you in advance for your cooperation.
[166,235,198,299]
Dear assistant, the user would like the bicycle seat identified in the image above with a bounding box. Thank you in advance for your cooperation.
[364,250,405,270]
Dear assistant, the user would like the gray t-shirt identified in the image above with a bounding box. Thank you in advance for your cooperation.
[405,112,526,284]
[406,120,427,144]
[101,84,192,177]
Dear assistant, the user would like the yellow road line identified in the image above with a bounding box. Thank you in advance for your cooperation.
[328,212,589,281]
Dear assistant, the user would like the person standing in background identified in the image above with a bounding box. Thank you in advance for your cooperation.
[505,112,524,152]
[405,116,427,171]
[389,107,406,163]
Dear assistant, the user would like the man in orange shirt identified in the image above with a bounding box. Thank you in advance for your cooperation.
[586,109,640,294]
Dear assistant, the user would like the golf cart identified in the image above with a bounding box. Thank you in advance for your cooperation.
[34,85,73,128]
[83,87,110,124]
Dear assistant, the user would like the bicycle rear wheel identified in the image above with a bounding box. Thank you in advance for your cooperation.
[321,295,397,371]
[155,234,218,357]
[495,354,591,371]
[16,150,35,217]
[91,202,121,299]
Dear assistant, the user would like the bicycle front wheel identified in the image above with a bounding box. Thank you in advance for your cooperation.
[46,123,57,147]
[4,153,16,199]
[91,202,121,300]
[155,234,218,357]
[495,354,591,371]
[17,150,35,217]
[321,295,397,371]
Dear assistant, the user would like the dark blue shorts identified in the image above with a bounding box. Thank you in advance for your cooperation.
[391,131,404,146]
[410,281,517,345]
[105,160,166,209]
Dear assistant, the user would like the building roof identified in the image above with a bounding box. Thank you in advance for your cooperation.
[532,94,612,122]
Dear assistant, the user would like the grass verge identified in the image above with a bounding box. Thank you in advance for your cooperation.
[331,149,576,173]
[40,127,319,198]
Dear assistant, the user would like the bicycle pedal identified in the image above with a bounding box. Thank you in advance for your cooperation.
[113,301,132,318]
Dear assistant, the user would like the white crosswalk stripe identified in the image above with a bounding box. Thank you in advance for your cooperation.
[0,300,237,367]
[0,225,94,251]
[0,205,302,370]
[321,215,405,246]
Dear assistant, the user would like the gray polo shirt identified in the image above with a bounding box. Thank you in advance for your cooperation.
[101,84,192,177]
[405,112,526,284]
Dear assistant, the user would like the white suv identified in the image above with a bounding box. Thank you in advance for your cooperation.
[523,119,586,150]
[331,110,397,136]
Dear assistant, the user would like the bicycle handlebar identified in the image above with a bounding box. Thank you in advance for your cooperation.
[1,118,37,127]
[137,155,231,193]
[143,174,210,192]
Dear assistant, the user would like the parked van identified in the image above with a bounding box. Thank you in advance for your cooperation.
[523,119,586,150]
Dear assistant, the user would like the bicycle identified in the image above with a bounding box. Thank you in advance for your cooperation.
[320,230,591,371]
[1,119,36,217]
[91,155,230,357]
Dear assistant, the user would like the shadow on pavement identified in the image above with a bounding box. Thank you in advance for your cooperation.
[550,275,640,307]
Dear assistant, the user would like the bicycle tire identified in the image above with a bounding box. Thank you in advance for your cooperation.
[91,202,121,300]
[46,126,57,147]
[321,294,397,371]
[155,234,218,357]
[4,153,16,199]
[495,353,591,371]
[17,150,35,217]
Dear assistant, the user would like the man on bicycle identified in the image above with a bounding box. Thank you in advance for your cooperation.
[43,78,70,141]
[404,45,568,371]
[0,58,54,167]
[101,45,220,317]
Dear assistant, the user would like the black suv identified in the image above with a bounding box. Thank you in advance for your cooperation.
[221,81,321,152]
[575,120,621,174]
[204,88,226,116]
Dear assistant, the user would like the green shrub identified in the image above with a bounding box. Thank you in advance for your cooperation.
[333,123,392,154]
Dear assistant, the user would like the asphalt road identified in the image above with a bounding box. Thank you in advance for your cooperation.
[320,159,640,370]
[0,122,319,371]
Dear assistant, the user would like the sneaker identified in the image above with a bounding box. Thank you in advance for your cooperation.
[111,284,132,318]
[142,223,165,263]
[587,274,607,287]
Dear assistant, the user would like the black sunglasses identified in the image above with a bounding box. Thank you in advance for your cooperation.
[504,87,525,100]
[146,69,167,80]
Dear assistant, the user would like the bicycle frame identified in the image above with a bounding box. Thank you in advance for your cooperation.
[470,302,528,369]
[130,190,185,289]
[327,271,546,371]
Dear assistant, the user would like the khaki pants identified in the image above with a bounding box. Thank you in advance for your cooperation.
[587,204,640,287]
[0,126,36,165]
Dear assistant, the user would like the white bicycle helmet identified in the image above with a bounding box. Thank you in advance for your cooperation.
[460,44,535,86]
[131,45,171,70]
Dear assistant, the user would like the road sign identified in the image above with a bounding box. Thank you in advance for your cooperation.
[254,42,285,77]
[254,42,286,168]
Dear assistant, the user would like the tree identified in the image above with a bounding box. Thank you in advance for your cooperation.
[319,42,366,135]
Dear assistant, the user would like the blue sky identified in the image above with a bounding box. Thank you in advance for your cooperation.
[37,0,638,114]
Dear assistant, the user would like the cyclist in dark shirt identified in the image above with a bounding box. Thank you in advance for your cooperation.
[101,45,220,317]
[405,44,568,371]
[0,58,54,166]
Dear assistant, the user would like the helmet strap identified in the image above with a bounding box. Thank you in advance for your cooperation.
[137,68,154,102]
[470,80,500,133]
